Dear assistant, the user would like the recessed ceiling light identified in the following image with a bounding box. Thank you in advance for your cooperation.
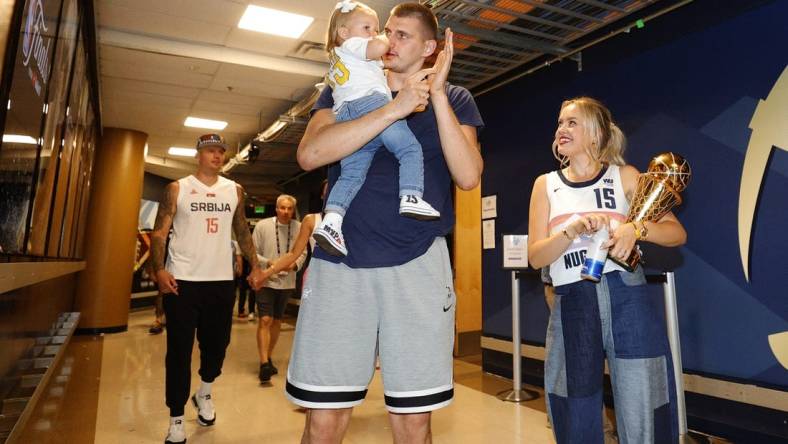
[238,5,314,39]
[3,134,37,144]
[184,117,228,130]
[169,147,197,157]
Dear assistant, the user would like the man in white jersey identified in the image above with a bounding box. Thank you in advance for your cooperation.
[251,194,306,383]
[150,133,264,444]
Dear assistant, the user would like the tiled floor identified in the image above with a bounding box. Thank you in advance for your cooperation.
[92,309,556,443]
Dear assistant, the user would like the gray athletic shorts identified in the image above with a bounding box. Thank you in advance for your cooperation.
[257,287,293,319]
[286,237,456,413]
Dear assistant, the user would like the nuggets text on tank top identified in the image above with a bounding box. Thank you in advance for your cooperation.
[166,175,238,281]
[546,165,629,286]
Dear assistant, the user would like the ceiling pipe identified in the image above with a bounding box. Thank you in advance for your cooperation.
[474,0,695,97]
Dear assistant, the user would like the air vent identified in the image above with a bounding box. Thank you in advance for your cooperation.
[293,41,327,63]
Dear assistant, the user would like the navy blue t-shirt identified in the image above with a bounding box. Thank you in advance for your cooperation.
[312,84,484,268]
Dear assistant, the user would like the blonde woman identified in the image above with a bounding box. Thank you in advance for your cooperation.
[528,97,686,443]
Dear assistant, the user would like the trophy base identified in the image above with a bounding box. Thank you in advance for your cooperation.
[609,248,640,272]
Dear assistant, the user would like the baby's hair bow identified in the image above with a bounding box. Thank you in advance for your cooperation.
[335,0,357,13]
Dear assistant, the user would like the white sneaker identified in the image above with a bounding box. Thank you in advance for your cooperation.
[312,218,348,257]
[191,393,215,426]
[399,195,440,220]
[247,312,255,322]
[164,418,186,444]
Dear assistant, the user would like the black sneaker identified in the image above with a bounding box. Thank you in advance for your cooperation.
[149,323,164,335]
[259,363,272,383]
[190,394,215,426]
[268,359,278,375]
[164,418,186,443]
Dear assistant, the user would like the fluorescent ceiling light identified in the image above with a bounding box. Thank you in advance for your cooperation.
[184,116,228,130]
[238,5,314,39]
[3,134,37,145]
[168,147,197,157]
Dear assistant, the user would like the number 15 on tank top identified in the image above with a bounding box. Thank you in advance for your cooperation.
[206,218,219,233]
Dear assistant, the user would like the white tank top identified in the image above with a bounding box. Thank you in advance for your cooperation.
[308,213,322,252]
[166,175,239,281]
[546,165,629,286]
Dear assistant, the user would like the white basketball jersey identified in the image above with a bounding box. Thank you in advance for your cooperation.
[166,175,239,281]
[546,165,629,286]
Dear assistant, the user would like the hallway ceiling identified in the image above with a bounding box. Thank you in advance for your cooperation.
[427,0,667,91]
[97,0,669,203]
[97,0,402,202]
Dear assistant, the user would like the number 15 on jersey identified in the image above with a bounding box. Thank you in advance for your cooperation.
[206,217,219,233]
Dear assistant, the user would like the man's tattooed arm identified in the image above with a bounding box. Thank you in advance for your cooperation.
[150,182,178,272]
[233,184,260,269]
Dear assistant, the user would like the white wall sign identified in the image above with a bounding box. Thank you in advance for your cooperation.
[482,219,496,249]
[502,234,528,269]
[482,195,497,219]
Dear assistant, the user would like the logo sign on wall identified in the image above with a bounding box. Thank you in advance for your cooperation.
[21,0,52,96]
[739,66,788,372]
[738,66,787,282]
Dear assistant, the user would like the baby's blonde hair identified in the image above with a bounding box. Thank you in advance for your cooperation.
[325,1,377,52]
[552,96,626,167]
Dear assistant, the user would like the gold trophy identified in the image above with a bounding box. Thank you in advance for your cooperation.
[609,152,691,271]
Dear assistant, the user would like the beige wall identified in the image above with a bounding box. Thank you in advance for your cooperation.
[453,183,482,356]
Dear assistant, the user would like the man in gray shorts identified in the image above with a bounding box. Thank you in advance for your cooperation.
[283,3,484,442]
[252,194,306,383]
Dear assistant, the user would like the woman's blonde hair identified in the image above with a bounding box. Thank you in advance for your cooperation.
[552,96,626,167]
[325,2,377,52]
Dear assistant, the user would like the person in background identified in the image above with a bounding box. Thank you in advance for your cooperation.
[148,296,166,335]
[230,238,253,321]
[251,194,306,383]
[236,251,256,321]
[258,181,328,281]
[147,237,170,335]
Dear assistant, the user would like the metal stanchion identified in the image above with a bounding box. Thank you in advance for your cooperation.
[498,270,539,403]
[663,271,688,437]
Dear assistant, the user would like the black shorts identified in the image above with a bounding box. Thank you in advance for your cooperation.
[257,287,294,319]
